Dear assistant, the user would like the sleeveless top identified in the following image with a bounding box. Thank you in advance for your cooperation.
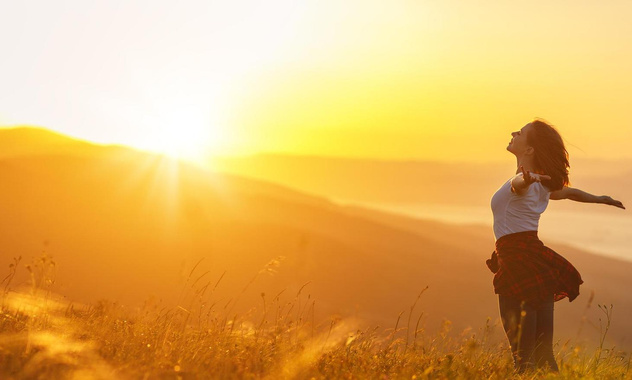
[491,173,550,241]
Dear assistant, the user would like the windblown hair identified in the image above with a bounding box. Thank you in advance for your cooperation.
[527,119,570,191]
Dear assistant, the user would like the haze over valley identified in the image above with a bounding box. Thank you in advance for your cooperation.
[1,127,631,350]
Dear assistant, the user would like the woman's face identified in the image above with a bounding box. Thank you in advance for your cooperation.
[507,123,533,156]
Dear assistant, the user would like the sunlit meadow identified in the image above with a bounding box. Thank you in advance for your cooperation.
[1,254,630,379]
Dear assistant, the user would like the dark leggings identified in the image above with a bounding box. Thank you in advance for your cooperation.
[498,294,559,372]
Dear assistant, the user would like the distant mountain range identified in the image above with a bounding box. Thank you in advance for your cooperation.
[1,126,631,349]
[211,153,632,211]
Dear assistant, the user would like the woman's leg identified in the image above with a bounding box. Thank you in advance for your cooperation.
[533,299,559,371]
[498,295,537,372]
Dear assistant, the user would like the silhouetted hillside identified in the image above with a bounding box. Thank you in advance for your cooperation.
[1,127,631,350]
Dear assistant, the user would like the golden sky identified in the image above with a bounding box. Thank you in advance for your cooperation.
[1,1,631,162]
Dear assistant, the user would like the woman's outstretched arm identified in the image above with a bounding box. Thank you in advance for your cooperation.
[549,187,625,209]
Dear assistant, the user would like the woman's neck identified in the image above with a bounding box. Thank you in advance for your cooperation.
[515,156,536,174]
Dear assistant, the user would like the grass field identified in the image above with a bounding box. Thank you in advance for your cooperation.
[1,256,630,379]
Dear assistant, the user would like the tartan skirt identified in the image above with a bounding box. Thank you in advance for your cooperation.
[486,231,583,308]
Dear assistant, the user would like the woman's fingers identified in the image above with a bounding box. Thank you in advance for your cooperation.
[613,199,625,209]
[519,166,550,182]
[529,173,551,182]
[521,166,528,178]
[606,197,626,209]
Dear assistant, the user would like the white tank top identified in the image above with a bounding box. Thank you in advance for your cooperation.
[491,173,550,241]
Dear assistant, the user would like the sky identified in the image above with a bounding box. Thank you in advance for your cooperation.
[1,0,632,162]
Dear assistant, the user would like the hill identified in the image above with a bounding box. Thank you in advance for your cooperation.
[1,127,631,350]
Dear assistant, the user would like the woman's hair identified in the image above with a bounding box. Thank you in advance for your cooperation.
[527,119,570,191]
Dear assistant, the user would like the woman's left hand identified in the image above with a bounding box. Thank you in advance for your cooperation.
[600,196,626,209]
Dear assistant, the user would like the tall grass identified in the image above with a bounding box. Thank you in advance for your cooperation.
[1,256,630,379]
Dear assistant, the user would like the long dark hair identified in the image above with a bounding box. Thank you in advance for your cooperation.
[527,119,570,191]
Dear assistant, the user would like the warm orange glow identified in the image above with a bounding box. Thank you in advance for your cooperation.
[3,2,632,162]
[136,119,225,163]
[2,3,632,377]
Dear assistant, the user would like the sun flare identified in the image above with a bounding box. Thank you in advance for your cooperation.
[150,125,210,162]
[136,109,230,163]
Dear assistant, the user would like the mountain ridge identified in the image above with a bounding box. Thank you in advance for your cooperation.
[1,126,631,350]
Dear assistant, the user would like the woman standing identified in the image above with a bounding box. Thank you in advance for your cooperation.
[486,119,625,372]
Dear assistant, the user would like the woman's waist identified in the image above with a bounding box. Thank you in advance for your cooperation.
[494,230,542,252]
[492,214,542,240]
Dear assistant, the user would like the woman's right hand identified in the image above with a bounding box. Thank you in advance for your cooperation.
[521,166,551,185]
[512,166,551,194]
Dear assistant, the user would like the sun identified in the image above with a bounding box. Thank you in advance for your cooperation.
[138,110,230,164]
[151,125,211,162]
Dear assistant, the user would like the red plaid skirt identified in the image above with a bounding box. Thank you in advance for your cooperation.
[486,231,583,308]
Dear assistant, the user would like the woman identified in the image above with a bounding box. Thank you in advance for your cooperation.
[486,119,625,373]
